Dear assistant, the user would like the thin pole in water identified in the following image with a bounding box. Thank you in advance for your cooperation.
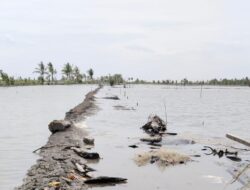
[200,84,203,98]
[163,99,168,125]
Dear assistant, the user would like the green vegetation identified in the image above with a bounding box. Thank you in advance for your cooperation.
[0,62,96,86]
[0,70,15,86]
[47,62,57,84]
[62,63,73,81]
[156,78,250,86]
[33,62,47,85]
[87,68,94,80]
[1,63,250,87]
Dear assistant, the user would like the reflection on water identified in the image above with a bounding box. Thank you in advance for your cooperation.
[0,85,96,190]
[85,85,250,190]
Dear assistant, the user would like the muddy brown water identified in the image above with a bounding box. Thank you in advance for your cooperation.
[83,85,250,190]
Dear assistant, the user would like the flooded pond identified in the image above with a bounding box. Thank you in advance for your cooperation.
[0,84,249,190]
[84,85,250,190]
[0,85,96,190]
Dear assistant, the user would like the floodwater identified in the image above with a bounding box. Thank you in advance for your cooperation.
[84,85,250,190]
[0,84,96,190]
[0,85,249,190]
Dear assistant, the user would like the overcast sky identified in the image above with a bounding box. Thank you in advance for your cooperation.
[0,0,250,81]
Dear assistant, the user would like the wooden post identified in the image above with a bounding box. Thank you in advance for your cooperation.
[226,134,250,147]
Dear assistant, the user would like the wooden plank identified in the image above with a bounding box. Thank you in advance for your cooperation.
[226,134,250,147]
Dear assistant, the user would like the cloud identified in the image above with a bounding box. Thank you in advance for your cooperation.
[0,0,250,80]
[124,45,155,53]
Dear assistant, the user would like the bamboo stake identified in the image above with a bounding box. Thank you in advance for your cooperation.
[226,134,250,147]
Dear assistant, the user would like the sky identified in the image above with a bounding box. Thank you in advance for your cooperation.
[0,0,250,81]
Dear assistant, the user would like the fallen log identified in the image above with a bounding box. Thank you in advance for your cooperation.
[226,134,250,147]
[84,176,127,184]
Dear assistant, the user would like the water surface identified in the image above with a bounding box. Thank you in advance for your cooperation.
[84,85,250,190]
[0,84,96,190]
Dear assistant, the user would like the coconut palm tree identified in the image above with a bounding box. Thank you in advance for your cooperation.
[87,68,94,80]
[34,62,47,84]
[0,70,9,85]
[73,66,83,83]
[62,63,73,80]
[47,62,57,84]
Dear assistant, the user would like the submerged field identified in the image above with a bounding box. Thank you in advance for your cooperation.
[84,85,250,190]
[0,85,249,189]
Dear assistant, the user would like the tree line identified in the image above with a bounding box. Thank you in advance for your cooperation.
[153,77,250,86]
[0,62,95,86]
[0,62,126,86]
[33,62,94,85]
[1,63,250,86]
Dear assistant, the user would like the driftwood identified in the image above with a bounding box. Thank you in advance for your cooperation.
[48,120,72,133]
[129,145,139,148]
[140,136,162,143]
[142,115,166,135]
[72,148,100,160]
[226,156,242,162]
[226,134,250,147]
[165,132,178,136]
[230,164,250,184]
[203,146,241,161]
[84,176,127,184]
[103,96,120,100]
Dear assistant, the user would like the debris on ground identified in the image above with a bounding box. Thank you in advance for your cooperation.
[140,136,162,143]
[113,105,136,111]
[83,137,95,145]
[48,120,72,133]
[84,176,127,185]
[226,134,250,147]
[227,164,250,188]
[129,145,139,148]
[72,147,100,160]
[48,181,61,187]
[103,95,120,100]
[142,115,167,135]
[134,148,190,167]
[202,146,241,161]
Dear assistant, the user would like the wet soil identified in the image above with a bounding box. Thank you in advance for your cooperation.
[16,87,101,190]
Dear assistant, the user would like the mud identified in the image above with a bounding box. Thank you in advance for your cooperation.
[16,87,101,190]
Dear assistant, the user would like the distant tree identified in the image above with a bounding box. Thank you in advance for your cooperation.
[87,68,94,80]
[82,73,87,83]
[113,74,124,84]
[47,62,57,84]
[0,70,10,85]
[0,70,15,86]
[34,62,47,84]
[73,66,83,83]
[62,63,73,80]
[181,78,188,86]
[109,77,115,86]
